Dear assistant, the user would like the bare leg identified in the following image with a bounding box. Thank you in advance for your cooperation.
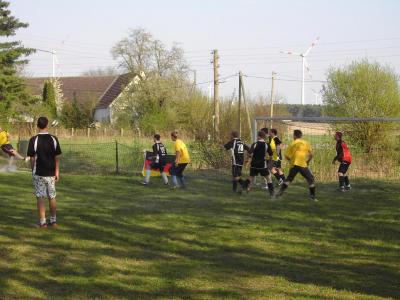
[49,198,57,218]
[10,150,24,160]
[37,197,46,225]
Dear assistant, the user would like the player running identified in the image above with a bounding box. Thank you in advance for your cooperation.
[224,131,250,193]
[170,131,190,189]
[269,128,286,185]
[0,126,29,169]
[142,134,169,186]
[244,130,274,197]
[332,131,352,192]
[276,130,316,201]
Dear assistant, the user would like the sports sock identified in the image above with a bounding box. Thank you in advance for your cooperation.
[39,218,46,226]
[172,175,178,187]
[232,180,238,192]
[309,186,316,197]
[145,169,151,183]
[280,174,286,181]
[267,182,274,195]
[273,173,280,181]
[344,176,350,186]
[339,176,345,188]
[50,216,56,223]
[161,172,169,184]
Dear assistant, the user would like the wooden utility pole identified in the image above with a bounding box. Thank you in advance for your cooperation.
[238,71,243,136]
[270,71,276,128]
[212,49,220,139]
[241,74,253,140]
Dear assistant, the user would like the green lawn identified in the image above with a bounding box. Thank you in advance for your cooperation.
[0,172,399,299]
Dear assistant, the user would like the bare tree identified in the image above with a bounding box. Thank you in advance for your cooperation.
[81,66,118,77]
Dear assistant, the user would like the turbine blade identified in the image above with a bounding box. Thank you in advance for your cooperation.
[280,50,301,56]
[303,36,320,56]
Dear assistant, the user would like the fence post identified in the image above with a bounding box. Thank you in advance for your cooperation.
[115,140,119,174]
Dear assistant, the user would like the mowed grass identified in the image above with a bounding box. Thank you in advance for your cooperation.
[0,172,399,299]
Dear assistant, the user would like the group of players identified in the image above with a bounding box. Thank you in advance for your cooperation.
[223,127,352,201]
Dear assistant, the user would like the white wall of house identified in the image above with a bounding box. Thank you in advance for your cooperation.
[93,108,110,122]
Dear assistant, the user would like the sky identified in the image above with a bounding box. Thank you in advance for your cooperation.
[8,0,400,104]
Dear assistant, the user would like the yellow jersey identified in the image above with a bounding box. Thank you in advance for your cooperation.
[285,138,312,168]
[0,131,10,146]
[174,139,190,164]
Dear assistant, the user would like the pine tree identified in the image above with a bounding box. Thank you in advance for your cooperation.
[0,0,34,117]
[42,80,57,118]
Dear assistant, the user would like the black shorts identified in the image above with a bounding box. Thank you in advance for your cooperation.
[150,162,167,173]
[286,166,314,185]
[338,162,350,174]
[1,144,14,157]
[170,163,188,177]
[232,165,243,177]
[250,167,270,177]
[272,160,282,169]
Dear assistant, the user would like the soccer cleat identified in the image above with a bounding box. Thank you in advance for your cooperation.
[48,221,58,228]
[338,187,345,192]
[309,195,318,202]
[141,181,149,186]
[36,223,48,229]
[345,185,351,190]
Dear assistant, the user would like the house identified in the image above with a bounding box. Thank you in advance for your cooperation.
[25,73,133,123]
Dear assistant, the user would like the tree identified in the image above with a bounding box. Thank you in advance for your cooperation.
[0,0,34,118]
[42,80,57,118]
[323,60,400,152]
[81,66,118,77]
[111,27,188,77]
[60,93,87,128]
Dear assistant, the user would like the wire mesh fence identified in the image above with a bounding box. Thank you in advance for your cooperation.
[1,117,399,182]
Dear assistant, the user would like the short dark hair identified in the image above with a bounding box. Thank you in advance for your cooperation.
[231,130,239,138]
[154,134,161,141]
[260,127,269,134]
[335,131,343,139]
[257,130,266,139]
[271,128,278,135]
[171,131,178,139]
[293,129,302,138]
[37,117,48,129]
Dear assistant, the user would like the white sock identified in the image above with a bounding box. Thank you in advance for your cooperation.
[145,169,151,183]
[161,173,168,184]
[50,216,56,223]
[40,218,46,225]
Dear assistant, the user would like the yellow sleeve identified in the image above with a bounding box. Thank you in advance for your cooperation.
[285,143,294,159]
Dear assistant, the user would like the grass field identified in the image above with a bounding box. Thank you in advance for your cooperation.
[0,172,399,299]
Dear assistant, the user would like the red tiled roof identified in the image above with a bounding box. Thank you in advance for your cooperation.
[24,74,132,108]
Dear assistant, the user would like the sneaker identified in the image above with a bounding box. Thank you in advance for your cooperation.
[141,181,149,186]
[337,187,346,192]
[37,223,48,229]
[310,195,318,202]
[48,221,58,228]
[345,185,351,191]
[278,178,284,186]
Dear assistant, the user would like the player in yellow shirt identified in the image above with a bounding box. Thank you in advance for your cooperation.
[0,127,29,169]
[170,131,190,188]
[276,130,316,201]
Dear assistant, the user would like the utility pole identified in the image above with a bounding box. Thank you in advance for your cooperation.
[241,74,252,140]
[193,69,197,86]
[36,48,56,78]
[270,71,276,128]
[212,49,220,140]
[238,71,242,136]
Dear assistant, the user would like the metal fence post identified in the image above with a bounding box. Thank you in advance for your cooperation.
[115,141,119,174]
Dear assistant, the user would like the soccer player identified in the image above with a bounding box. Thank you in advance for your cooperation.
[276,130,316,201]
[170,131,190,189]
[332,131,352,191]
[142,134,169,186]
[0,126,29,169]
[269,128,286,185]
[245,130,274,197]
[224,130,250,193]
[27,117,62,228]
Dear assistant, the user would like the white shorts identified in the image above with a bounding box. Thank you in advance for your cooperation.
[33,175,56,199]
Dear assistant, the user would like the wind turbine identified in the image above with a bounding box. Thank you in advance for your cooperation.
[281,37,320,105]
[311,88,322,105]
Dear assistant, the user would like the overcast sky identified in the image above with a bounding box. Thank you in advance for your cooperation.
[9,0,400,104]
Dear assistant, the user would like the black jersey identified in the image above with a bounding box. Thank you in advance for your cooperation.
[249,140,272,169]
[224,138,249,166]
[152,142,167,163]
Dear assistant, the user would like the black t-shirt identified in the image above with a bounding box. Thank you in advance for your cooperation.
[152,142,167,163]
[27,133,62,176]
[249,140,272,169]
[273,136,282,160]
[224,138,249,166]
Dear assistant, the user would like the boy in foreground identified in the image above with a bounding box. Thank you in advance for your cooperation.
[170,131,190,189]
[245,131,274,197]
[0,126,29,169]
[27,117,62,228]
[224,131,249,193]
[332,131,352,191]
[142,134,169,186]
[276,130,316,201]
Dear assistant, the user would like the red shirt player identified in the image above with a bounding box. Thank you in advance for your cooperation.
[332,132,352,191]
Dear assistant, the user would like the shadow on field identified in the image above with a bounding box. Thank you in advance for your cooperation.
[0,172,399,299]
